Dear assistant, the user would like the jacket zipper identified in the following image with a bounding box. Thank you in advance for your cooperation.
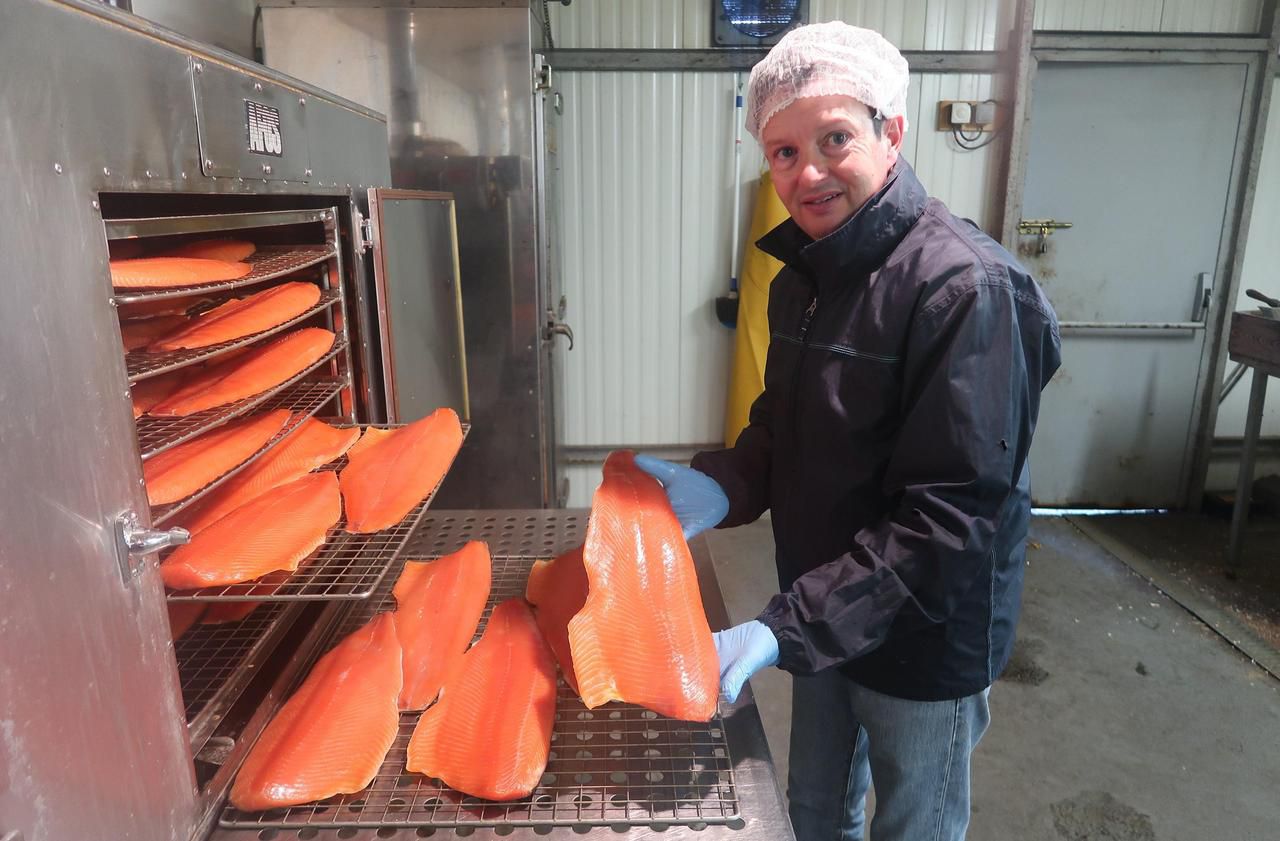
[789,290,819,454]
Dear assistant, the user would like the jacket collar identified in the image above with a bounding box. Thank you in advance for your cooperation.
[756,159,930,284]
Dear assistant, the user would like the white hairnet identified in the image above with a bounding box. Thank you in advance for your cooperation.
[745,22,910,140]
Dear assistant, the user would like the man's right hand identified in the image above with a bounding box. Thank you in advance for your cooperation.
[634,454,729,541]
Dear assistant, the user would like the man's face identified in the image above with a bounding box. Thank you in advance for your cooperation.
[761,95,905,240]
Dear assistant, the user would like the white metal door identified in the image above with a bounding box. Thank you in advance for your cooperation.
[1020,62,1246,507]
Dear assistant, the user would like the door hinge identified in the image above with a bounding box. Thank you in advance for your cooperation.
[534,55,552,92]
[353,209,374,255]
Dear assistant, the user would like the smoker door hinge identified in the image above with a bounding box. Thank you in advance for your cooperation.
[534,55,552,92]
[354,209,374,256]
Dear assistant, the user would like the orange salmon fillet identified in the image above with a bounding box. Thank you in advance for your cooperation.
[149,281,321,351]
[149,327,335,416]
[121,315,189,352]
[339,408,463,534]
[392,541,492,710]
[143,410,290,506]
[110,256,252,289]
[231,612,402,811]
[180,417,360,535]
[118,295,212,320]
[159,471,340,590]
[524,545,588,694]
[406,599,556,801]
[163,239,257,262]
[131,370,187,418]
[567,450,718,721]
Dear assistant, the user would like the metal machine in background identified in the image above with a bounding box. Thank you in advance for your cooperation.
[260,0,572,509]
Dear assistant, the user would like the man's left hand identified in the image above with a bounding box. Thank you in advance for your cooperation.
[713,620,780,703]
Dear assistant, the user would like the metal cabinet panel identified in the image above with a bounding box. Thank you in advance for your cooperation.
[193,58,313,182]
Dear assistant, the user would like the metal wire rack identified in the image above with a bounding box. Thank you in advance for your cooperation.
[165,424,470,603]
[150,379,346,527]
[135,340,348,460]
[127,287,340,382]
[112,246,335,304]
[176,602,304,753]
[218,512,740,832]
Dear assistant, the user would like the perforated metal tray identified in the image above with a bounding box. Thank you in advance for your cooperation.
[218,512,740,832]
[164,425,470,603]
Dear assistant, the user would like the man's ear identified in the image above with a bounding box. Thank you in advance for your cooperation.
[884,115,906,155]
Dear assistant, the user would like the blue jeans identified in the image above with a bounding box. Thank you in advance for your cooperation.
[787,671,991,841]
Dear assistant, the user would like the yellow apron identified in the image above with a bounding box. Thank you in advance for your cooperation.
[724,170,790,447]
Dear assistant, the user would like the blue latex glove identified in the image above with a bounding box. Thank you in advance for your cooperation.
[713,620,780,703]
[633,454,730,541]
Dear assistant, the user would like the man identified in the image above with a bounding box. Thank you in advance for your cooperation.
[635,22,1062,841]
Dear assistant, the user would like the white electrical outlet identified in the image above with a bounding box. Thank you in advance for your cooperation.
[973,101,997,125]
[949,101,972,124]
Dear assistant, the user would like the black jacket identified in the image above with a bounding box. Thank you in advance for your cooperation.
[691,160,1061,701]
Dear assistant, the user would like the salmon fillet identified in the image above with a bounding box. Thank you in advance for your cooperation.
[524,545,588,694]
[149,282,321,352]
[230,612,402,811]
[110,257,252,289]
[406,599,557,801]
[339,408,464,534]
[164,239,257,262]
[167,601,207,641]
[131,370,187,418]
[118,295,212,320]
[159,471,340,590]
[180,417,360,535]
[149,327,335,416]
[392,541,492,710]
[121,315,189,352]
[143,410,290,506]
[568,450,718,721]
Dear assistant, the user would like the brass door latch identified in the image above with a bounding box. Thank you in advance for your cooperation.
[1018,219,1073,254]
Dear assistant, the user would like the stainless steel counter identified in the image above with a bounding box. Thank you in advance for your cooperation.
[209,510,794,841]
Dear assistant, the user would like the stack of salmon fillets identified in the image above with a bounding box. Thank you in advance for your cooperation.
[158,408,465,592]
[228,450,720,812]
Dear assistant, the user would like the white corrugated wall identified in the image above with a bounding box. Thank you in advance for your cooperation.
[1034,0,1263,33]
[551,1,1008,505]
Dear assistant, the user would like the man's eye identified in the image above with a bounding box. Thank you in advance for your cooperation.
[827,131,850,146]
[774,147,797,160]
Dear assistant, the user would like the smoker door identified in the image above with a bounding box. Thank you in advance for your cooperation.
[366,188,470,426]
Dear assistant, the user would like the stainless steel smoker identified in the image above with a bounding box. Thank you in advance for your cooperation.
[0,3,791,840]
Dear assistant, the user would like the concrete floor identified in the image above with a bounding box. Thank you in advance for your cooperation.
[704,515,1280,841]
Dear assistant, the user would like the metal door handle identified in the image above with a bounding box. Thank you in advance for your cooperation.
[544,321,574,350]
[115,512,190,581]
